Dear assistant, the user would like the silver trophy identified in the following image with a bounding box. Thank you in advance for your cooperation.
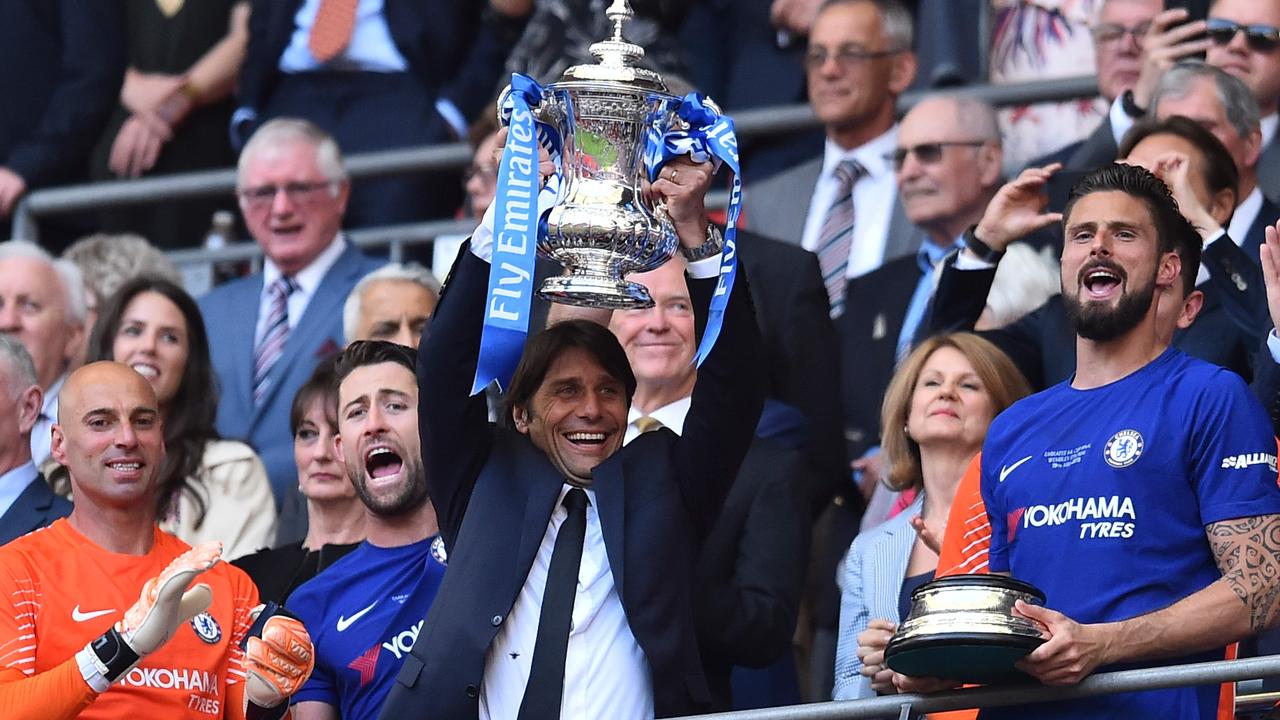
[498,0,693,309]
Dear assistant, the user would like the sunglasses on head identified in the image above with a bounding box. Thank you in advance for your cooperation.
[1206,17,1280,53]
[888,141,987,170]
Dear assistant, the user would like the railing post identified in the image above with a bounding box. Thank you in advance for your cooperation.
[9,198,37,243]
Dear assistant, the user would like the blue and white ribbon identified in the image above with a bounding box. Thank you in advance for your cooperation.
[646,94,743,366]
[472,74,558,394]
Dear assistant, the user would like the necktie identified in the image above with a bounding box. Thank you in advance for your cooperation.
[154,0,183,17]
[816,158,866,318]
[633,415,664,434]
[253,277,297,405]
[518,488,589,720]
[308,0,360,63]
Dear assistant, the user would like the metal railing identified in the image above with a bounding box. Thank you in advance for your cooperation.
[670,654,1280,720]
[9,75,1099,252]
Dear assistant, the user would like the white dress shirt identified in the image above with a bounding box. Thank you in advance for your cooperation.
[29,374,63,468]
[1195,187,1263,287]
[279,0,408,72]
[0,461,38,521]
[480,484,653,720]
[624,397,692,444]
[799,127,899,279]
[254,235,347,350]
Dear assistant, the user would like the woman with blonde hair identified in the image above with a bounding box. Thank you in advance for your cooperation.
[833,333,1030,701]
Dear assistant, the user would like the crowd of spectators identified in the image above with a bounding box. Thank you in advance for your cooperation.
[2,0,1280,718]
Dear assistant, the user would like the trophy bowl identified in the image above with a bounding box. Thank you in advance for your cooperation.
[884,574,1047,683]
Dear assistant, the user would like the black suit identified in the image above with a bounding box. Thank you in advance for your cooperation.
[379,246,764,718]
[0,473,71,546]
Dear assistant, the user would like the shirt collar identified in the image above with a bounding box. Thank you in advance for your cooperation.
[1227,187,1264,247]
[916,236,960,273]
[1262,113,1278,149]
[42,374,65,417]
[822,125,898,181]
[0,461,37,494]
[262,234,347,295]
[626,395,693,436]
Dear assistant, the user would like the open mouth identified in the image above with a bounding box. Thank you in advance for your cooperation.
[1081,265,1123,300]
[364,446,404,480]
[130,362,159,379]
[106,459,145,479]
[563,431,609,450]
[270,224,304,238]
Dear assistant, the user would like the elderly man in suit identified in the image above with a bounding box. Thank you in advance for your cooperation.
[745,0,919,317]
[0,334,70,545]
[200,118,382,517]
[379,142,764,716]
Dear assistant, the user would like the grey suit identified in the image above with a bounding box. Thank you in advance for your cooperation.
[745,155,920,270]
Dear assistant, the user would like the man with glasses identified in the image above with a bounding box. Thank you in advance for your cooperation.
[199,118,382,514]
[745,0,919,317]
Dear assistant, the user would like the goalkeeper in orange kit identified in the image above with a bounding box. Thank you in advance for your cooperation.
[0,362,315,719]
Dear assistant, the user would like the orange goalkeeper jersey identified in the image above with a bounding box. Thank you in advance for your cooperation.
[0,519,260,718]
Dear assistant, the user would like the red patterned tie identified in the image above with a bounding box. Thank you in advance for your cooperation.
[816,158,866,318]
[308,0,359,63]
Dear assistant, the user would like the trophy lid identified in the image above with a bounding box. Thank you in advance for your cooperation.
[558,0,669,93]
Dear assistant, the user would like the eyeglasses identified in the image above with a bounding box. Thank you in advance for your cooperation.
[1206,17,1280,53]
[889,141,988,170]
[804,46,900,70]
[1092,21,1151,47]
[237,180,337,208]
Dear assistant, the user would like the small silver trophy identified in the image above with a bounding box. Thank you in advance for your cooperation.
[498,0,688,309]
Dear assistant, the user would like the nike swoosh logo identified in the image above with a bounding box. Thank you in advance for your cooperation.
[999,456,1034,483]
[336,602,378,632]
[72,605,115,622]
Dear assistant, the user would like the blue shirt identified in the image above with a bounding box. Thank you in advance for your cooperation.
[0,461,37,521]
[895,237,960,361]
[979,348,1280,719]
[288,536,448,720]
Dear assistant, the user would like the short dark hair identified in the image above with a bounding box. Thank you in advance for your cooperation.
[504,320,637,426]
[290,355,340,437]
[1117,115,1239,208]
[1063,163,1203,295]
[334,340,418,391]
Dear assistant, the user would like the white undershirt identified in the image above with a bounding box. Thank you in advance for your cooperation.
[799,127,899,279]
[480,484,653,720]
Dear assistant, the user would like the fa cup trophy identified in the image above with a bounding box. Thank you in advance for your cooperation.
[497,0,692,309]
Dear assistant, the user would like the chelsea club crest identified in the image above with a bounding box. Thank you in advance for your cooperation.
[191,611,222,644]
[431,536,448,566]
[1104,429,1144,469]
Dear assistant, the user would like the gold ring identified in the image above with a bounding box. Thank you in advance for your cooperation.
[670,168,679,182]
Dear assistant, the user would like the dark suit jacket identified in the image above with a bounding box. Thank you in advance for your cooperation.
[0,0,124,188]
[379,246,764,718]
[198,241,382,504]
[925,232,1270,387]
[0,473,71,546]
[694,435,809,710]
[238,0,523,128]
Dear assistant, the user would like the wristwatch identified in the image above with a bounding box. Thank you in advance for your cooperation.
[964,225,1005,264]
[681,223,725,262]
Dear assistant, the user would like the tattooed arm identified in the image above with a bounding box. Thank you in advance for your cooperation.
[999,514,1280,686]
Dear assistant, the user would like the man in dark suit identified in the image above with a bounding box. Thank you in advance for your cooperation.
[609,258,809,710]
[0,335,70,545]
[380,151,763,717]
[0,0,125,245]
[927,117,1266,388]
[235,0,527,227]
[745,0,921,316]
[200,119,382,526]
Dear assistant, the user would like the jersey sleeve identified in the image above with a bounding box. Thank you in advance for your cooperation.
[1189,371,1280,525]
[980,450,1011,574]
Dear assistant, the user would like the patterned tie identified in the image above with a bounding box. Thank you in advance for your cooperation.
[253,277,297,406]
[633,416,665,434]
[308,0,360,62]
[816,158,867,318]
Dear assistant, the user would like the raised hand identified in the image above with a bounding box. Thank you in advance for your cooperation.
[244,608,315,709]
[1131,9,1212,109]
[118,541,221,656]
[649,158,717,249]
[1139,151,1221,236]
[973,164,1065,253]
[1259,220,1280,337]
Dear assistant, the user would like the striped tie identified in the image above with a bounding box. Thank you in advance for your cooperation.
[816,159,866,318]
[253,277,297,405]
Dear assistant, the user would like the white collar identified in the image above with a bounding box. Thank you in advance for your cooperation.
[821,125,898,181]
[42,374,65,416]
[627,396,693,436]
[262,234,346,295]
[1262,113,1278,148]
[1228,187,1264,247]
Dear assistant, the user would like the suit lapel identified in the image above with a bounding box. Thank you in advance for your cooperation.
[0,476,52,538]
[1244,198,1280,260]
[1258,138,1280,204]
[514,454,567,589]
[591,461,627,600]
[229,275,264,416]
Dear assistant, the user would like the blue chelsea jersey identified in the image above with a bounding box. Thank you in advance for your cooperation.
[979,348,1280,720]
[287,535,449,720]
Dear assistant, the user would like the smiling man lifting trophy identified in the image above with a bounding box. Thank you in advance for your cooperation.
[473,0,744,395]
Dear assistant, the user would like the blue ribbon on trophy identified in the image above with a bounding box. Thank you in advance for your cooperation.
[472,74,559,394]
[645,93,743,366]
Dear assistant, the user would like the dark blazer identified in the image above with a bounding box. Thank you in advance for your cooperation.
[379,246,764,718]
[0,473,71,546]
[694,435,809,710]
[238,0,522,129]
[0,0,124,188]
[925,232,1270,387]
[198,241,382,502]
